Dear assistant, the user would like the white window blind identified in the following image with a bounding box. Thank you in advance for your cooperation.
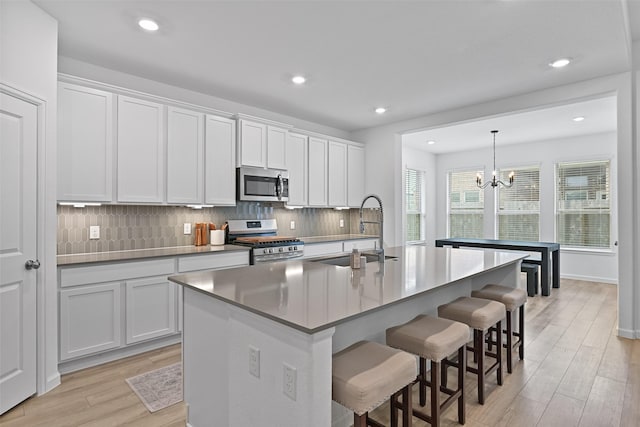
[497,166,540,241]
[556,160,611,248]
[405,168,424,242]
[448,170,484,238]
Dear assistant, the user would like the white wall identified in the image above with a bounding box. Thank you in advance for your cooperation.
[58,56,351,141]
[351,72,635,338]
[0,0,60,392]
[402,147,437,245]
[433,132,618,283]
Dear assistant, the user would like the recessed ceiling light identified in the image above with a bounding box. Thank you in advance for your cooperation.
[549,58,571,68]
[427,140,436,145]
[573,116,585,122]
[291,75,306,85]
[138,18,159,32]
[375,107,386,114]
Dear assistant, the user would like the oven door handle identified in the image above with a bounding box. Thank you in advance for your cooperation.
[276,174,283,200]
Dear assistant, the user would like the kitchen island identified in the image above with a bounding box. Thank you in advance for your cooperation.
[168,245,526,427]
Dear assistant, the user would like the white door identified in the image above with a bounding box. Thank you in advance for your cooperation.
[0,91,38,414]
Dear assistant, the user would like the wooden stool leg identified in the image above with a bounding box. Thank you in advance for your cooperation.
[431,361,441,427]
[354,412,367,427]
[441,357,448,388]
[496,320,503,386]
[419,357,427,406]
[506,311,513,374]
[390,390,399,427]
[519,305,525,360]
[475,329,485,404]
[457,346,466,424]
[403,383,412,427]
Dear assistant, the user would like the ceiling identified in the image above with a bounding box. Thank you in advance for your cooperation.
[35,0,635,132]
[403,95,618,153]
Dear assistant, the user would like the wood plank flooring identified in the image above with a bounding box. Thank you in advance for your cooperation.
[1,279,638,426]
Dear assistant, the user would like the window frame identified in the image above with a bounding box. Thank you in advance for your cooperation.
[447,168,485,239]
[495,164,541,242]
[404,167,426,243]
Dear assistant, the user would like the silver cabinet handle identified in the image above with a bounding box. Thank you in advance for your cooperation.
[25,259,40,270]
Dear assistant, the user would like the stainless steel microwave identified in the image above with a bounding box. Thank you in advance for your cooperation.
[236,166,289,202]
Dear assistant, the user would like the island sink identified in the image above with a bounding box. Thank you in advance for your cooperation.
[310,253,398,267]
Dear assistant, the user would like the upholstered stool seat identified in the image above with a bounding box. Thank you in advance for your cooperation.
[386,315,468,426]
[438,297,506,404]
[333,340,417,427]
[472,284,527,373]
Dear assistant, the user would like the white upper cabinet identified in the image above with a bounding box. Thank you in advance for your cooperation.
[266,125,287,169]
[307,137,328,207]
[347,144,365,207]
[205,115,236,205]
[166,106,204,204]
[58,82,114,202]
[328,141,348,207]
[285,132,308,206]
[117,96,165,203]
[237,120,266,168]
[237,118,288,169]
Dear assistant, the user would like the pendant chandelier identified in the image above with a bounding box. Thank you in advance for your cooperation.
[476,130,514,189]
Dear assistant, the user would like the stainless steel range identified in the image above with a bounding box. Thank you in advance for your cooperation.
[226,219,304,264]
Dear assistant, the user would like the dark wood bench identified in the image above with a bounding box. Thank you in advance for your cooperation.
[521,262,539,297]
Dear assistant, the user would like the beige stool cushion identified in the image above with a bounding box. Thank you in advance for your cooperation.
[386,315,470,362]
[438,296,506,330]
[472,284,527,312]
[332,341,416,415]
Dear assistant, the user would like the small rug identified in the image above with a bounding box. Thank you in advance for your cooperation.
[125,362,183,412]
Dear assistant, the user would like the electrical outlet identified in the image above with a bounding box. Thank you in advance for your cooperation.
[89,225,100,239]
[183,223,192,235]
[283,363,296,401]
[290,220,296,230]
[249,346,260,378]
[339,218,344,228]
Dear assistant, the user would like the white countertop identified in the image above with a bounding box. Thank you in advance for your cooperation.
[169,245,525,333]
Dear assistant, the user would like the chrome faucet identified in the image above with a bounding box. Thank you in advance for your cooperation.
[359,194,385,262]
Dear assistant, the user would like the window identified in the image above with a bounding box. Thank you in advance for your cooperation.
[405,168,424,242]
[448,170,484,238]
[497,166,540,241]
[556,160,611,248]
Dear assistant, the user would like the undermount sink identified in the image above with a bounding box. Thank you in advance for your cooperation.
[310,254,398,267]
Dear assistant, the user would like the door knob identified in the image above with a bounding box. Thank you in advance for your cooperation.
[25,259,41,270]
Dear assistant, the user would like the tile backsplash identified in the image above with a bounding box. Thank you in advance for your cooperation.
[56,203,379,255]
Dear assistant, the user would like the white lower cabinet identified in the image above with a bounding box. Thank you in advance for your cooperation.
[125,276,177,344]
[60,282,122,361]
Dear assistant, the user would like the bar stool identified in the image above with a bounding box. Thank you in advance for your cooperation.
[438,297,506,404]
[471,284,527,373]
[332,341,417,427]
[386,315,468,426]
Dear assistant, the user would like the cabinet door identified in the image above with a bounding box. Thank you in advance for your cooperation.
[238,120,266,167]
[205,115,236,205]
[59,282,122,361]
[307,137,328,207]
[167,106,204,204]
[285,132,308,206]
[347,145,365,207]
[328,141,348,207]
[58,82,113,202]
[266,125,287,169]
[125,276,177,344]
[117,96,164,203]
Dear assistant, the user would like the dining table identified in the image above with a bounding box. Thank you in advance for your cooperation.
[435,237,560,296]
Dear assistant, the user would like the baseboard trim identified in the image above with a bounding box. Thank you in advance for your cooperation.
[42,372,61,395]
[560,274,618,285]
[58,334,181,374]
[617,328,639,339]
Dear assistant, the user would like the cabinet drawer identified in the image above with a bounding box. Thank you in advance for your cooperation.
[302,242,343,258]
[60,258,175,288]
[343,239,377,252]
[178,251,249,272]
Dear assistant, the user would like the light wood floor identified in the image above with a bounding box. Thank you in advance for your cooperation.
[1,279,638,426]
